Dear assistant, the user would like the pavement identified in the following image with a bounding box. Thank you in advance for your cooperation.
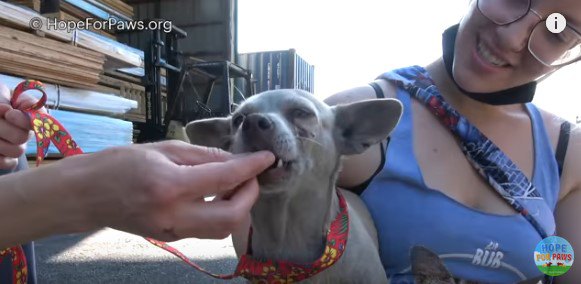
[34,228,245,283]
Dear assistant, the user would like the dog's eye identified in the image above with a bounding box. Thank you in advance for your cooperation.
[232,115,244,127]
[291,108,313,119]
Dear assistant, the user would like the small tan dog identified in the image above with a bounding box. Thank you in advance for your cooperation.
[186,89,402,283]
[411,246,545,284]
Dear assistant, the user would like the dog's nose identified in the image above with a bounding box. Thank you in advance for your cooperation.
[243,114,273,131]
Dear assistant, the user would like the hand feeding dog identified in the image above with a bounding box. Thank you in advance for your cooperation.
[185,89,402,283]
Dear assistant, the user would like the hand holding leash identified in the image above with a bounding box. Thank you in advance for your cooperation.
[0,82,44,170]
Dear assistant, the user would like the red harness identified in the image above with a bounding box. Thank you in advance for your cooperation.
[1,80,349,284]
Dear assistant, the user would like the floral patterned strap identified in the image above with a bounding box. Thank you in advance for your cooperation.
[10,80,84,166]
[145,190,350,283]
[0,80,85,284]
[0,247,27,284]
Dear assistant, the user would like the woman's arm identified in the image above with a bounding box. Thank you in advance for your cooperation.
[554,125,581,282]
[0,141,274,248]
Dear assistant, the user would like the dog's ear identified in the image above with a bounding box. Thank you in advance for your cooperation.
[332,98,402,155]
[185,117,232,150]
[411,246,456,284]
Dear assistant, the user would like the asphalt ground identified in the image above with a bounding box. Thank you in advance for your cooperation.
[34,228,246,283]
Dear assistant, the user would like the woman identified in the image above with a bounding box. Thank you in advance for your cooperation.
[326,0,580,282]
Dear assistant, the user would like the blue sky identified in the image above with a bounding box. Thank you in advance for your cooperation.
[238,0,580,122]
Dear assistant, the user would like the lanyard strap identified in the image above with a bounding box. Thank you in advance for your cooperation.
[1,80,84,284]
[145,190,350,283]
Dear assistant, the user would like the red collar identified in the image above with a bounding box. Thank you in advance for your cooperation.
[147,190,350,283]
[233,190,349,282]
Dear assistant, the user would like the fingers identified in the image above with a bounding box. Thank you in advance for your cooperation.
[149,140,232,166]
[0,104,10,118]
[0,83,9,103]
[175,178,260,239]
[0,139,26,158]
[176,151,275,197]
[4,109,32,131]
[0,117,30,145]
[0,155,18,170]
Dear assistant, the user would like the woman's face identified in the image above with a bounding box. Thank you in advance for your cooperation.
[453,0,581,93]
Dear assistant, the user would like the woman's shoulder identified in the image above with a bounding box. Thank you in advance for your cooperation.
[323,79,398,106]
[535,106,580,199]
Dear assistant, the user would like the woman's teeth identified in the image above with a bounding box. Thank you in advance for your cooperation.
[477,41,508,67]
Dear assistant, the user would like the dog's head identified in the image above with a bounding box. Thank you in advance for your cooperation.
[185,89,402,193]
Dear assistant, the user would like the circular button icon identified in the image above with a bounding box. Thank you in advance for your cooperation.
[534,236,574,277]
[546,13,567,34]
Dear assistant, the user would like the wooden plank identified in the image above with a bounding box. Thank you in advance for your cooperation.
[77,30,144,68]
[0,38,103,73]
[42,10,117,40]
[0,61,99,88]
[99,74,144,91]
[95,76,146,122]
[105,69,142,85]
[0,43,102,79]
[0,1,143,68]
[0,26,104,89]
[60,2,93,19]
[6,0,41,12]
[84,0,133,20]
[0,25,104,66]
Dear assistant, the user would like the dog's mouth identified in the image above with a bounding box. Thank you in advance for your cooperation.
[267,157,293,171]
[258,156,295,183]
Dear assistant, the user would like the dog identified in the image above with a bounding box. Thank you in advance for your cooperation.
[185,89,402,283]
[411,246,544,284]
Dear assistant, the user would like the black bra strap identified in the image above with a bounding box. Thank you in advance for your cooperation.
[369,82,385,99]
[343,82,389,195]
[556,121,572,177]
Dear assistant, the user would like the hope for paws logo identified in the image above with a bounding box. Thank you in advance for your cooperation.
[534,236,574,276]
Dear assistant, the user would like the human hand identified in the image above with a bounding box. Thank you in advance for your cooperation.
[0,82,42,170]
[70,140,275,241]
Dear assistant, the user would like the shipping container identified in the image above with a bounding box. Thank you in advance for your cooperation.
[236,49,315,95]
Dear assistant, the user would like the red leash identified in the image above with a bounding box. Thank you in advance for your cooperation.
[145,190,350,283]
[0,80,83,284]
[0,80,349,284]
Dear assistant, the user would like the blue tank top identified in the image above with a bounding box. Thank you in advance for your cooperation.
[361,66,560,283]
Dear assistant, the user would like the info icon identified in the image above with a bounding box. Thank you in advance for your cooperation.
[534,236,574,277]
[546,13,567,34]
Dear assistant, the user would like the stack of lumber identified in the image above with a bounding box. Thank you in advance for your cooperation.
[42,0,135,40]
[0,25,104,89]
[1,73,137,115]
[98,71,147,122]
[0,1,147,162]
[0,1,144,69]
[42,10,117,40]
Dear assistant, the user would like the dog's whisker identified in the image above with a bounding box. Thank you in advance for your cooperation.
[296,136,325,148]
